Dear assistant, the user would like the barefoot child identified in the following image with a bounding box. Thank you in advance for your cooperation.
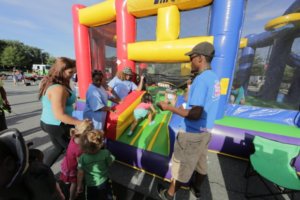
[77,130,115,200]
[128,92,156,136]
[60,119,93,200]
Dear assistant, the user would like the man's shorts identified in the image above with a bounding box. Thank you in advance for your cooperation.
[133,109,148,120]
[171,131,211,183]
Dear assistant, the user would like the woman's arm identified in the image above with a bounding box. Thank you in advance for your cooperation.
[48,85,81,125]
[100,106,113,112]
[108,96,121,104]
[107,86,121,101]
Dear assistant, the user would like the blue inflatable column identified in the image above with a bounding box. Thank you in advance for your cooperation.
[210,0,246,119]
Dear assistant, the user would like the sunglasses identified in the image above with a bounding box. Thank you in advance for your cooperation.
[189,54,200,61]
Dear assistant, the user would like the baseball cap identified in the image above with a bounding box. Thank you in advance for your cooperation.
[122,67,133,75]
[185,42,215,57]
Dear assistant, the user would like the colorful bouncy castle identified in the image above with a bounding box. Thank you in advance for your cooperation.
[72,0,300,179]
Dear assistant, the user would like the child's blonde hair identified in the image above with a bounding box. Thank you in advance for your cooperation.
[70,119,93,138]
[80,130,105,154]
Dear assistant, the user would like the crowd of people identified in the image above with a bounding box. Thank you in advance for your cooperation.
[0,42,223,200]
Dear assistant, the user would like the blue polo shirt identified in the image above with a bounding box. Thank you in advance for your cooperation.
[179,70,220,133]
[108,77,137,100]
[83,84,109,130]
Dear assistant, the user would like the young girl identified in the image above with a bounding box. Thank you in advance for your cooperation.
[77,130,115,200]
[128,92,156,136]
[60,119,93,200]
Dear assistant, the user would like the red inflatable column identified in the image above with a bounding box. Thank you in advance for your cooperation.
[72,5,92,99]
[115,0,136,74]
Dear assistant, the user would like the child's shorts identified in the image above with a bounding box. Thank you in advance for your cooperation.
[134,109,149,120]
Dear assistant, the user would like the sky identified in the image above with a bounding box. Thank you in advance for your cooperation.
[0,0,299,59]
[0,0,103,58]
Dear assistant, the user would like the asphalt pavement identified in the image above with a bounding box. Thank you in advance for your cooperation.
[4,79,297,200]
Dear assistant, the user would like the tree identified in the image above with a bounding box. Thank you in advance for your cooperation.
[282,65,294,83]
[0,40,8,56]
[1,46,27,67]
[0,39,53,69]
[250,55,265,76]
[46,56,56,65]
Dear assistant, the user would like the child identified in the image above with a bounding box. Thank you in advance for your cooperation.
[60,119,93,200]
[77,130,115,200]
[27,147,65,200]
[128,92,157,136]
[230,81,245,105]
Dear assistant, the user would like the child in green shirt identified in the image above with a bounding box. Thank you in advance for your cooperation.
[77,130,115,200]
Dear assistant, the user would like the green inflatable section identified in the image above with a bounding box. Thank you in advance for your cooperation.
[215,116,300,138]
[116,87,173,156]
[117,111,171,156]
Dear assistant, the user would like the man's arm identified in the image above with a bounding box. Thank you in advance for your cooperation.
[136,76,145,91]
[157,102,203,120]
[0,87,8,103]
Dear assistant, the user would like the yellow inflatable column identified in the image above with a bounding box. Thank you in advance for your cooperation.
[181,63,191,76]
[156,5,180,41]
[79,0,116,27]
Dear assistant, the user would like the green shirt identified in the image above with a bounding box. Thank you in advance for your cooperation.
[78,149,115,187]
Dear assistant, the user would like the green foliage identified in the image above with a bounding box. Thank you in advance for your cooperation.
[46,56,56,65]
[283,65,294,83]
[1,46,26,67]
[0,39,53,69]
[250,55,265,76]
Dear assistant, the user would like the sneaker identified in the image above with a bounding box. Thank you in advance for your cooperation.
[190,187,201,199]
[157,184,173,200]
[149,121,155,126]
[127,131,133,136]
[158,189,173,200]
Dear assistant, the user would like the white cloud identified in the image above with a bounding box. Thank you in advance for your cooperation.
[246,0,295,21]
[252,9,284,21]
[0,16,38,29]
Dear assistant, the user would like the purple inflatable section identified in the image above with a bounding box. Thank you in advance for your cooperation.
[211,124,300,172]
[107,139,172,180]
[106,123,300,180]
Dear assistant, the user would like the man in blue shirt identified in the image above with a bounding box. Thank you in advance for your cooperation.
[157,42,220,200]
[108,67,144,101]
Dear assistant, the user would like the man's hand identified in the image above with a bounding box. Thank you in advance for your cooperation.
[187,79,192,86]
[156,101,170,111]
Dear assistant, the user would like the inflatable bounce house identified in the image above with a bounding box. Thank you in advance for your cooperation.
[72,0,300,180]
